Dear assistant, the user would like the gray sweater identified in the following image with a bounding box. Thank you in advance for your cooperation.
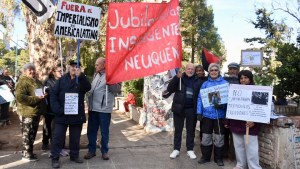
[88,71,121,113]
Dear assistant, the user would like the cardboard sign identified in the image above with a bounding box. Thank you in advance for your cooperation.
[106,0,182,84]
[54,0,101,40]
[0,85,15,104]
[64,93,78,115]
[226,84,273,124]
[200,83,229,108]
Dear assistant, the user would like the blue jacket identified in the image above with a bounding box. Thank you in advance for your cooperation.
[50,73,91,124]
[196,76,228,119]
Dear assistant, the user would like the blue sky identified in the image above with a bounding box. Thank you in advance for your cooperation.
[207,0,299,71]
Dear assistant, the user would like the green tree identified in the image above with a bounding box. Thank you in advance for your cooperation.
[180,0,225,63]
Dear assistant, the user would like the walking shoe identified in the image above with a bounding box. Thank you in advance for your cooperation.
[84,152,96,159]
[215,159,224,166]
[198,158,210,164]
[70,157,84,163]
[52,158,60,168]
[187,151,197,159]
[22,155,38,162]
[102,153,110,160]
[169,150,180,159]
[60,149,69,156]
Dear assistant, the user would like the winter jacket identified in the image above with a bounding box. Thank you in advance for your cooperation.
[44,77,57,115]
[50,73,91,124]
[88,71,121,113]
[227,119,260,136]
[15,75,47,117]
[196,76,228,119]
[167,73,204,115]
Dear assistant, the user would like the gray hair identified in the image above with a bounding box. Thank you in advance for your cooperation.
[208,63,220,72]
[22,63,36,72]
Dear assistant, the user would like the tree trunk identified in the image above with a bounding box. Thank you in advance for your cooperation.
[23,8,58,81]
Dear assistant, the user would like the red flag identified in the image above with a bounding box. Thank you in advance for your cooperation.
[202,48,219,71]
[106,0,182,84]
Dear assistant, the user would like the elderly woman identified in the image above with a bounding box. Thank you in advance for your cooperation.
[15,63,47,161]
[196,63,228,166]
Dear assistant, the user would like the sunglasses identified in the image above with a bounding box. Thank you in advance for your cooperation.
[210,69,219,72]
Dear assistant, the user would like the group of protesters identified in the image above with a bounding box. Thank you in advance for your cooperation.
[1,58,120,168]
[0,59,264,169]
[165,62,262,169]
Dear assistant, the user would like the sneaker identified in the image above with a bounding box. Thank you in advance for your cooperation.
[187,151,197,159]
[52,158,60,168]
[60,149,69,156]
[169,150,180,159]
[22,155,38,162]
[84,152,96,160]
[102,153,110,160]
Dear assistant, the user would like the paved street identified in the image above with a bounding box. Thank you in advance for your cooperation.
[0,110,236,169]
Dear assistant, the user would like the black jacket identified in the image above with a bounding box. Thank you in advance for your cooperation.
[167,73,205,115]
[50,73,91,124]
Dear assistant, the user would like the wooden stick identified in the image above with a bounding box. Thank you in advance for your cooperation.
[246,125,249,144]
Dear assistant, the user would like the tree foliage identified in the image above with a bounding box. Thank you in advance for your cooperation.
[180,0,225,63]
[247,1,300,103]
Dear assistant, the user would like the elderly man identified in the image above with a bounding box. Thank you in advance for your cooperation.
[50,60,91,168]
[84,58,121,160]
[223,62,240,160]
[166,63,203,160]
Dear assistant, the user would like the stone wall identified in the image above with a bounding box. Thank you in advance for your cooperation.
[259,116,300,169]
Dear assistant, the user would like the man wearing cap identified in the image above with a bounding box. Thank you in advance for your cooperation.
[223,62,240,160]
[50,60,91,168]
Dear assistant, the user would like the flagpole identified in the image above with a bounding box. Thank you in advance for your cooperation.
[76,39,80,84]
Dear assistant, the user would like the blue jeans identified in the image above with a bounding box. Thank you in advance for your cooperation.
[87,111,111,154]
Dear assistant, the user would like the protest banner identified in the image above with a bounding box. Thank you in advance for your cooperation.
[54,0,101,41]
[200,83,229,108]
[0,85,15,104]
[106,0,182,84]
[64,93,79,115]
[226,84,273,124]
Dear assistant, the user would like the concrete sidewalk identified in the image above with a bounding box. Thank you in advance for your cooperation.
[0,111,236,169]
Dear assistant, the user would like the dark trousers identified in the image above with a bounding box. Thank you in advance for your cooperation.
[173,108,197,151]
[51,123,83,159]
[0,102,10,122]
[87,111,111,154]
[42,114,54,146]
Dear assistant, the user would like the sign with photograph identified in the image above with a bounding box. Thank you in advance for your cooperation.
[200,83,229,108]
[54,0,101,40]
[226,84,273,124]
[64,93,79,115]
[241,50,263,67]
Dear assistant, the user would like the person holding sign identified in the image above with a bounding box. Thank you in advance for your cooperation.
[224,70,262,169]
[166,63,204,160]
[84,58,121,160]
[50,60,91,168]
[197,63,228,166]
[15,63,47,161]
[0,67,15,126]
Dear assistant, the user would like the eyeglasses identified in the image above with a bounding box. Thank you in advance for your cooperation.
[210,69,219,72]
[55,70,62,73]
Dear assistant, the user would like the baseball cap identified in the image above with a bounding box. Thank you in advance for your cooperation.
[228,62,240,68]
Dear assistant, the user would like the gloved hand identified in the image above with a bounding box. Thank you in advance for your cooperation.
[197,115,203,121]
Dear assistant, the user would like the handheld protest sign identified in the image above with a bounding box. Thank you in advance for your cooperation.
[226,84,273,124]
